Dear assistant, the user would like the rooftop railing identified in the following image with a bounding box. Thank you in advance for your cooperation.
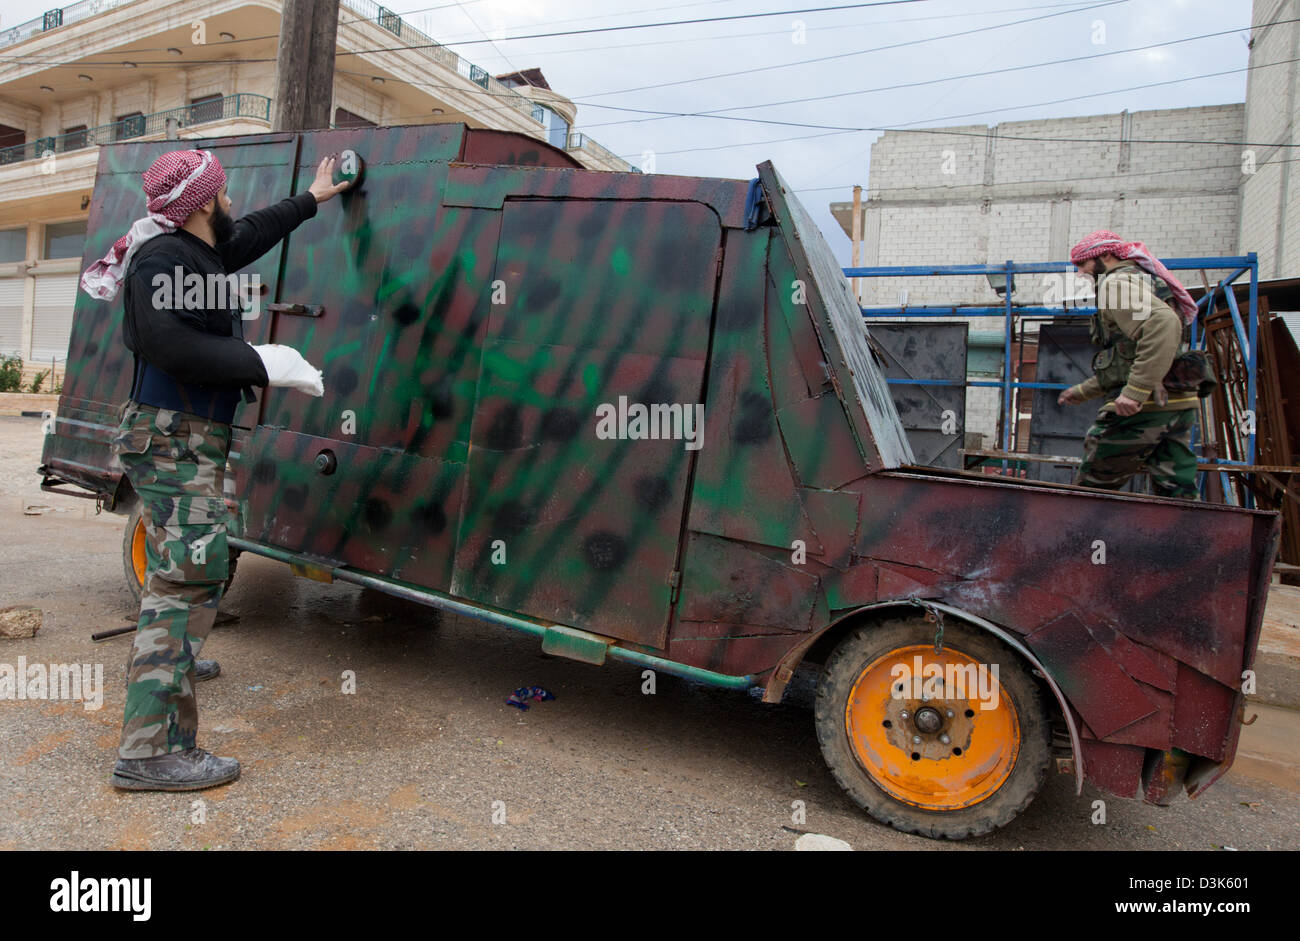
[0,0,130,49]
[342,0,536,121]
[0,93,271,165]
[565,132,624,168]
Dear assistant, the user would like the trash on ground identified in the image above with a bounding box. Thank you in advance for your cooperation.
[795,833,852,851]
[506,686,555,710]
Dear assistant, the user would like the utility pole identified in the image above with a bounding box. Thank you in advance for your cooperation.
[851,184,863,304]
[273,0,340,131]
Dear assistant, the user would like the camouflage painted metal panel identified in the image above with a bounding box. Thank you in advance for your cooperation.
[460,127,584,169]
[236,427,461,587]
[258,124,464,442]
[450,198,721,646]
[850,473,1262,688]
[442,163,751,227]
[758,161,913,468]
[686,228,822,553]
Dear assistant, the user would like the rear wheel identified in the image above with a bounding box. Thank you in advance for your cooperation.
[121,506,237,608]
[814,616,1051,839]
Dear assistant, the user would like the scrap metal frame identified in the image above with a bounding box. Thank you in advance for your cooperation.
[843,255,1261,501]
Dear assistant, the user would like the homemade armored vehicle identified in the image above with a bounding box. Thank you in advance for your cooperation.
[41,123,1278,838]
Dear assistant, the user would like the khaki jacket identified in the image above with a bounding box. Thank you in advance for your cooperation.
[1066,260,1198,414]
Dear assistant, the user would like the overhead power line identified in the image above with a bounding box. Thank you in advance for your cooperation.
[574,0,1127,99]
[0,1,926,67]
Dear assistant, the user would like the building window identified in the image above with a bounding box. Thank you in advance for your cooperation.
[43,221,87,259]
[114,112,145,141]
[189,94,224,124]
[531,104,569,150]
[0,228,26,263]
[334,107,376,128]
[62,125,88,151]
[0,122,24,164]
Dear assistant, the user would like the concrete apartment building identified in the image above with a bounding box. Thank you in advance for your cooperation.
[831,0,1299,441]
[1239,0,1300,279]
[836,104,1244,311]
[833,104,1246,438]
[0,0,631,385]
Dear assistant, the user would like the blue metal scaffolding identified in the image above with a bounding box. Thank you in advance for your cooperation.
[841,255,1261,498]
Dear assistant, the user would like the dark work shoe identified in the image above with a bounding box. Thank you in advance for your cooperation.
[111,747,240,791]
[123,659,220,685]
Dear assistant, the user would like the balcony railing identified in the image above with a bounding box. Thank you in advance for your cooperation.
[1,0,131,49]
[342,0,536,122]
[566,132,625,168]
[0,93,271,165]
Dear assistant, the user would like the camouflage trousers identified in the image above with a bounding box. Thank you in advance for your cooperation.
[1076,408,1199,500]
[111,402,232,759]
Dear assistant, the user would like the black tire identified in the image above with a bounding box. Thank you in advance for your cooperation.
[814,616,1051,839]
[121,506,237,609]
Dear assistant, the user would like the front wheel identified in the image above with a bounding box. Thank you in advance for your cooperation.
[814,616,1051,839]
[121,505,237,608]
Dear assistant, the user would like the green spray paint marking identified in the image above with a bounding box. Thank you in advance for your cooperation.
[368,333,394,402]
[324,339,364,364]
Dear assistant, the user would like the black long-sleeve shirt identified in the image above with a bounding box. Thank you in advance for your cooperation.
[122,191,319,419]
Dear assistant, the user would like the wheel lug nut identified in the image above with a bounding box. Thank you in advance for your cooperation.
[912,735,922,744]
[899,711,909,719]
[946,710,954,718]
[939,734,950,745]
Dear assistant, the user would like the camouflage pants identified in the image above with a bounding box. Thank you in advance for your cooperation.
[111,402,232,759]
[1076,408,1199,500]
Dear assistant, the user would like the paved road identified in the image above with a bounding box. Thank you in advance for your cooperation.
[2,415,1297,850]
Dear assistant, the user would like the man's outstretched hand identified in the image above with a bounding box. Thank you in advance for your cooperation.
[251,344,324,397]
[308,154,352,203]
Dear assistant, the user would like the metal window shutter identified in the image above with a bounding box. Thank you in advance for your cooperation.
[31,274,78,362]
[0,277,25,356]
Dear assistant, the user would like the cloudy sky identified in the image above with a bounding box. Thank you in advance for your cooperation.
[7,0,1259,259]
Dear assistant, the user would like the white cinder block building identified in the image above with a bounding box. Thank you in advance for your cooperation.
[832,0,1300,442]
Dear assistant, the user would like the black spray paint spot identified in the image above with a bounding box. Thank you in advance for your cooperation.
[252,459,277,485]
[733,390,773,444]
[582,531,629,571]
[281,484,308,510]
[392,301,420,326]
[634,475,672,514]
[413,500,447,534]
[493,499,534,535]
[364,498,392,531]
[484,404,523,450]
[527,278,562,311]
[540,406,581,441]
[427,376,454,420]
[333,365,359,398]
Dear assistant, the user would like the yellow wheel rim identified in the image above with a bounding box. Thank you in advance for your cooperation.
[845,644,1020,811]
[131,516,147,587]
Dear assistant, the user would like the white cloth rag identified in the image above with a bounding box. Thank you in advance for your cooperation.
[250,344,324,397]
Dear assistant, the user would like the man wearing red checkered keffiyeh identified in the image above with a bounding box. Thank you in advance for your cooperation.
[1066,230,1198,324]
[81,149,229,301]
[1057,230,1202,500]
[94,148,352,794]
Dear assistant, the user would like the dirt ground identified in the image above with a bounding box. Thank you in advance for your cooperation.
[2,414,1298,850]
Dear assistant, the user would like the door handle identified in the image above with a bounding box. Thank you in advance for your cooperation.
[267,303,324,318]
